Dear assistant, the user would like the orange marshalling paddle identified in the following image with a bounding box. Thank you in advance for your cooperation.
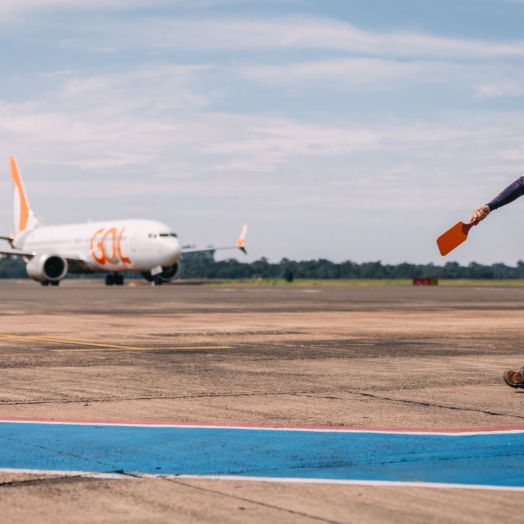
[437,220,479,256]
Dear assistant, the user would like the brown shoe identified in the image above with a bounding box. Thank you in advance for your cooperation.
[503,368,524,389]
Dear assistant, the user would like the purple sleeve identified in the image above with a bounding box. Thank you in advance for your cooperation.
[487,176,524,211]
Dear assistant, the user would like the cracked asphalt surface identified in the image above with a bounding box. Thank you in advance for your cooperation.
[1,279,524,523]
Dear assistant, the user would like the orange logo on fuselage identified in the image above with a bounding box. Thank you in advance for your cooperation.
[90,227,131,266]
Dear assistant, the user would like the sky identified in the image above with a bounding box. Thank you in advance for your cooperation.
[1,0,524,265]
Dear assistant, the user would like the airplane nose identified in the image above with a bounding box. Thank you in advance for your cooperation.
[161,237,182,265]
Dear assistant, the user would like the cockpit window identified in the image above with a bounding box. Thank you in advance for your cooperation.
[159,233,178,237]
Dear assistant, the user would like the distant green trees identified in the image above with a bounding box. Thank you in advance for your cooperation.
[0,257,27,278]
[177,255,524,280]
[3,253,524,280]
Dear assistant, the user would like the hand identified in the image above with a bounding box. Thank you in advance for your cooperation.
[469,205,490,224]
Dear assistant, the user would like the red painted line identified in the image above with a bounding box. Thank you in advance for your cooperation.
[1,416,524,433]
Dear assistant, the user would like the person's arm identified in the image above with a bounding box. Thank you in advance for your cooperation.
[469,176,524,223]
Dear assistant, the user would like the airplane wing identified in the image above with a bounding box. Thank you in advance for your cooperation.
[1,239,87,267]
[182,246,246,255]
[0,249,35,258]
[0,250,87,269]
[182,223,248,256]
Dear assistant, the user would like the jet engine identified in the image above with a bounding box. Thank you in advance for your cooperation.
[141,262,180,285]
[26,254,68,284]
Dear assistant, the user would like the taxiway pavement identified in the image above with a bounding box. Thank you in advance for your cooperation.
[1,280,524,523]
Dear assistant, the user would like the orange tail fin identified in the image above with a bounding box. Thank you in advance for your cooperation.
[10,156,38,233]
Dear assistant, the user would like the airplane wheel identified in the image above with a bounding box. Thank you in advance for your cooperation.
[115,274,124,286]
[105,274,115,286]
[154,277,163,286]
[41,281,49,286]
[50,281,59,286]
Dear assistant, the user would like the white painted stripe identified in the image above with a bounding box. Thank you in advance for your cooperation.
[0,419,523,436]
[1,468,522,492]
[150,474,524,492]
[0,468,125,479]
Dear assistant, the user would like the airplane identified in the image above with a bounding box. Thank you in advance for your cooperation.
[0,157,248,286]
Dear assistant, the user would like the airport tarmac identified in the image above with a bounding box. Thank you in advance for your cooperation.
[1,279,524,523]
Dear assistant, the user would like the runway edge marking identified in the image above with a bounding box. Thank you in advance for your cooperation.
[1,417,523,436]
[0,468,125,479]
[1,469,523,492]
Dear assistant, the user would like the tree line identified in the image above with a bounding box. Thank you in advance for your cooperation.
[2,254,524,280]
[178,256,524,280]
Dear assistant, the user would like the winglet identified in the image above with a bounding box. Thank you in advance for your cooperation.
[236,223,248,255]
[9,156,38,233]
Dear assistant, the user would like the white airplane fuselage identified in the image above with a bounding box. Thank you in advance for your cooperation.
[13,219,182,273]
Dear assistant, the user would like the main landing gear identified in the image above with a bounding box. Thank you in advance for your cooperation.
[105,273,124,286]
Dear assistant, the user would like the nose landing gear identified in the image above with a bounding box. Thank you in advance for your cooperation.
[105,273,124,286]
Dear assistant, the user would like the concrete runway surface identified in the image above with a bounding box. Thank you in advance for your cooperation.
[1,280,524,523]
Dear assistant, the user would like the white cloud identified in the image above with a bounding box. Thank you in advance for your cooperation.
[59,65,212,113]
[477,83,524,97]
[238,56,524,101]
[102,16,524,60]
[0,0,170,17]
[0,0,258,19]
[1,67,523,202]
[240,58,450,90]
[11,10,524,61]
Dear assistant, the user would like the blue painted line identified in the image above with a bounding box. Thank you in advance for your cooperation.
[1,422,524,487]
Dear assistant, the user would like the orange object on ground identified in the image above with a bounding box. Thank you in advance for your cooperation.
[437,220,478,256]
[413,278,438,285]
